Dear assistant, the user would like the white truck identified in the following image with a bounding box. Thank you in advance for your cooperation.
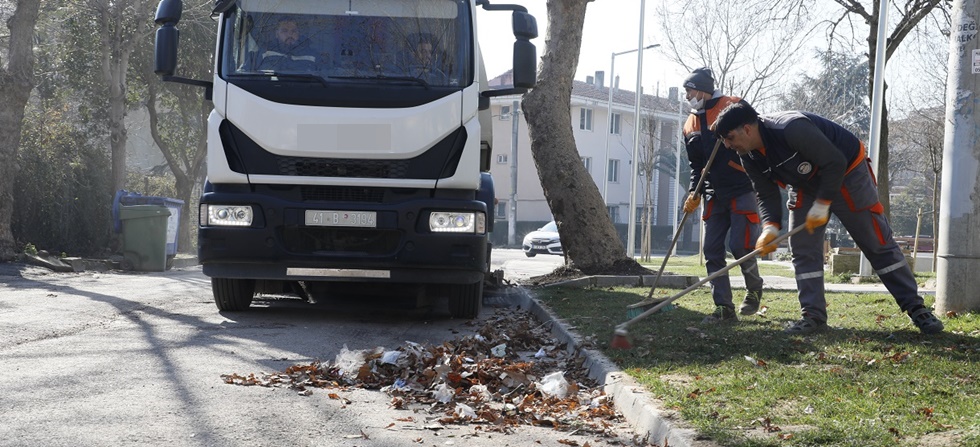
[152,0,537,317]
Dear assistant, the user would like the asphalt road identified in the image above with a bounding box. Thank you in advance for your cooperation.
[0,250,639,447]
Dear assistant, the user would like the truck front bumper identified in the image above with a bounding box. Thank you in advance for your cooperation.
[197,187,489,285]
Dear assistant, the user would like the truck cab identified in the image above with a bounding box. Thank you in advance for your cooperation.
[153,0,536,317]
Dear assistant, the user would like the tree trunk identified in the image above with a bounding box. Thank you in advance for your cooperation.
[521,0,643,275]
[0,0,42,260]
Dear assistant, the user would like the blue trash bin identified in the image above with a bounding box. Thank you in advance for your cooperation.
[113,190,184,260]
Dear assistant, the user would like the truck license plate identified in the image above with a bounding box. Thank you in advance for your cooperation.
[305,210,377,228]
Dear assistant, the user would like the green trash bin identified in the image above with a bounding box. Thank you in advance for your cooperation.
[119,205,171,272]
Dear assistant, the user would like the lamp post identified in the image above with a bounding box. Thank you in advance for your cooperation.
[625,0,648,258]
[602,43,659,204]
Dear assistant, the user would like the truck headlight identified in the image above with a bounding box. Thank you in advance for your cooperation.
[429,211,486,234]
[201,204,253,227]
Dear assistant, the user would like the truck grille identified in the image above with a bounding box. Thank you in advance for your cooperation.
[300,186,385,203]
[282,227,400,255]
[278,157,410,178]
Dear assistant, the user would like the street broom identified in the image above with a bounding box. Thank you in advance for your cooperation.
[611,224,806,350]
[625,139,723,319]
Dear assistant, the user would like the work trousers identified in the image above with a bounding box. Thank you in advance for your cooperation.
[701,190,764,308]
[787,159,923,322]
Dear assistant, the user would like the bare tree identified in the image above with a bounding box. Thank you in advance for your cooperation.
[132,3,216,253]
[0,0,42,260]
[521,0,646,275]
[657,0,815,107]
[69,0,157,193]
[826,0,949,218]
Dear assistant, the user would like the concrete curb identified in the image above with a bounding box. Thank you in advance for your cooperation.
[509,286,715,447]
[544,274,699,289]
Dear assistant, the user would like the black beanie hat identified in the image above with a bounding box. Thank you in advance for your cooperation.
[683,67,714,93]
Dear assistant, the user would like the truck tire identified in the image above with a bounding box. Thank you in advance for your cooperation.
[447,281,483,319]
[212,278,255,311]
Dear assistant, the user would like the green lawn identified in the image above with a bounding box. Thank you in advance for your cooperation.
[646,254,937,285]
[533,285,980,447]
[640,254,796,278]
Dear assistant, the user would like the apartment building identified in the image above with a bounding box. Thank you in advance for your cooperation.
[487,70,695,249]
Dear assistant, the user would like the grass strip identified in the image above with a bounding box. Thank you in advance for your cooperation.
[534,285,980,447]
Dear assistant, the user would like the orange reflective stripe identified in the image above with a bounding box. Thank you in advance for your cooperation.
[846,141,867,174]
[702,198,714,221]
[728,159,746,172]
[745,213,760,223]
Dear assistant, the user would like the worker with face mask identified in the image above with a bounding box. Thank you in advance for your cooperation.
[681,67,764,324]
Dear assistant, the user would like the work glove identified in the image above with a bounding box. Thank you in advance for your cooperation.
[755,223,780,256]
[683,192,701,214]
[805,199,832,234]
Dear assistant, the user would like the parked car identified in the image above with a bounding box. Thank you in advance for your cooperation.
[522,221,563,257]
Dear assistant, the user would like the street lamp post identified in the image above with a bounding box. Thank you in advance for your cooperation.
[626,0,648,258]
[601,43,660,204]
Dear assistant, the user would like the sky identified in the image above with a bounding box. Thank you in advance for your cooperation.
[475,0,689,99]
[473,0,951,116]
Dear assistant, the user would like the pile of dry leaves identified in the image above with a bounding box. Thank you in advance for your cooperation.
[221,309,624,435]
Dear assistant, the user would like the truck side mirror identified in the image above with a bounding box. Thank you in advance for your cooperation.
[153,0,183,77]
[512,40,536,89]
[511,11,537,89]
[155,25,179,76]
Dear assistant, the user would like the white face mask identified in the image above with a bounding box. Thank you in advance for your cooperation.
[687,96,704,110]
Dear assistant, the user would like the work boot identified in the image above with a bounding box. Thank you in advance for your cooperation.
[783,315,827,335]
[701,305,737,324]
[739,290,762,315]
[908,307,944,334]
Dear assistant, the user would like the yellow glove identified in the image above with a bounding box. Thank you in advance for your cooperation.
[806,199,831,234]
[683,192,701,214]
[755,223,780,256]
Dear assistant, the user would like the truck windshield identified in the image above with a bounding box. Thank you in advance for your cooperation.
[219,0,471,89]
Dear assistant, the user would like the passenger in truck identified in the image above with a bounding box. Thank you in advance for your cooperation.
[406,34,447,83]
[258,17,317,72]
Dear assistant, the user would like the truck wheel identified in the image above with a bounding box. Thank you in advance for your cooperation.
[447,281,483,319]
[212,278,255,311]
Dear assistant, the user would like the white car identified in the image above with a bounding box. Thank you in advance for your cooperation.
[522,221,563,257]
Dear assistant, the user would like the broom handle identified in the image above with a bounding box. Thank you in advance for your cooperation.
[644,139,722,300]
[619,224,806,331]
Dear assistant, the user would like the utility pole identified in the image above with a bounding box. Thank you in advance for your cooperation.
[508,100,519,247]
[937,0,980,313]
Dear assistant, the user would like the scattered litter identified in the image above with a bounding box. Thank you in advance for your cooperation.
[454,403,476,419]
[433,383,455,403]
[491,343,507,357]
[221,309,624,436]
[538,371,569,398]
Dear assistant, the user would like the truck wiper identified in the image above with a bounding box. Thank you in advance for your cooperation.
[331,75,430,89]
[233,72,330,87]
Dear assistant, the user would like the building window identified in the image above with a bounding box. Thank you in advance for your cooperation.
[608,159,620,183]
[579,108,593,131]
[581,156,592,173]
[607,206,619,223]
[496,154,508,164]
[496,201,507,219]
[500,105,511,120]
[610,113,621,135]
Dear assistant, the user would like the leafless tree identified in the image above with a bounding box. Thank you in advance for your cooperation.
[132,3,216,253]
[657,0,815,107]
[68,0,157,193]
[521,0,646,275]
[0,0,42,260]
[825,0,950,218]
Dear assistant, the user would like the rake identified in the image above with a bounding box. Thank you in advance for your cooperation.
[625,139,723,319]
[611,224,806,349]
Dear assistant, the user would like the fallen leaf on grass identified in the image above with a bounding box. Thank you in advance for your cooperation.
[744,356,767,368]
